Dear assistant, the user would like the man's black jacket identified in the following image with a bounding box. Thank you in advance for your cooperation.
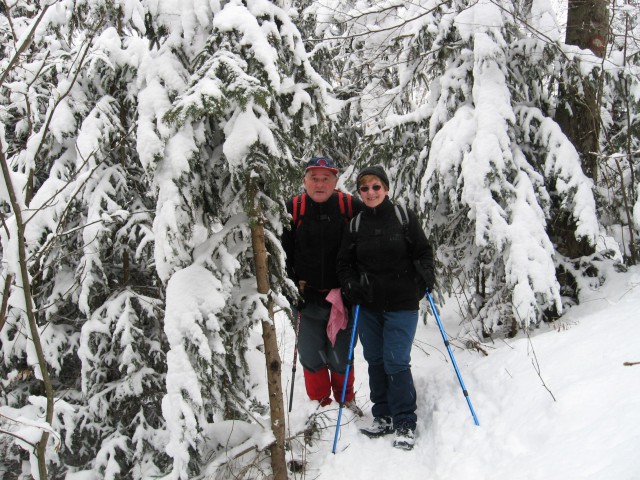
[282,192,363,304]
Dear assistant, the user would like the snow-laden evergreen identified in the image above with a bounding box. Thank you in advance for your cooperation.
[596,0,640,264]
[1,1,166,477]
[2,0,331,477]
[140,0,331,477]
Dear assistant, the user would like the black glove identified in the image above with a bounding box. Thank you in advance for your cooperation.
[414,260,435,293]
[296,296,306,311]
[343,279,371,305]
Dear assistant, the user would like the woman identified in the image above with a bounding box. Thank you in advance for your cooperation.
[337,165,435,450]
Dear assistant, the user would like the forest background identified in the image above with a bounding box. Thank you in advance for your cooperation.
[0,0,638,479]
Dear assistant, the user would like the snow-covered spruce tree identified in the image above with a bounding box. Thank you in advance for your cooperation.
[597,0,640,265]
[294,1,368,169]
[321,0,601,335]
[297,1,449,194]
[1,1,168,478]
[143,1,329,478]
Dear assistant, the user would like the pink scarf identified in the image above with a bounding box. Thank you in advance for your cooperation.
[326,288,349,345]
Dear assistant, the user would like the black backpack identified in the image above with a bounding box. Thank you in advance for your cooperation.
[291,191,354,227]
[349,203,409,236]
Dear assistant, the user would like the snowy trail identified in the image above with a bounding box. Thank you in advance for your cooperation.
[280,267,640,480]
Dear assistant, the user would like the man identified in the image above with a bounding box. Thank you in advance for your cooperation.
[282,156,363,413]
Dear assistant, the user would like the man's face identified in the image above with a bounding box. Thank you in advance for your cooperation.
[303,169,338,203]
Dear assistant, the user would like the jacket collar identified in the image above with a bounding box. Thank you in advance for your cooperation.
[363,196,393,216]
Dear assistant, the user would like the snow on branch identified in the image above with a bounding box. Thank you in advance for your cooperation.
[515,105,598,244]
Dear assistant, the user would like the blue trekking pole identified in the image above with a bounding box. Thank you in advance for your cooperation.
[332,304,360,453]
[427,291,480,426]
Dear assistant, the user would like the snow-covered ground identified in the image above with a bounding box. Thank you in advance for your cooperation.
[279,266,640,480]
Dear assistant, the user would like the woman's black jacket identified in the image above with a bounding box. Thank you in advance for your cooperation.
[337,197,435,311]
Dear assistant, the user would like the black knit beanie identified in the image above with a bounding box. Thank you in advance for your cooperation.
[357,165,390,189]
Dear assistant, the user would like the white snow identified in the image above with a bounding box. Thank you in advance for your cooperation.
[279,266,640,479]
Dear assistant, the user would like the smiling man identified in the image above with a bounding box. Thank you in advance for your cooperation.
[282,156,364,414]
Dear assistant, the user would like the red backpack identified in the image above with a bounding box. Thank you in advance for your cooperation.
[291,191,354,227]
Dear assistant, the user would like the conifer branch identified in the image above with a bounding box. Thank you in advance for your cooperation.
[0,1,54,88]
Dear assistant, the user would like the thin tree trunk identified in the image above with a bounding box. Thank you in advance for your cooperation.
[0,273,13,334]
[248,180,288,480]
[0,150,54,480]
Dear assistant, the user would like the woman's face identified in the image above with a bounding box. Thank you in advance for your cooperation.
[358,176,388,208]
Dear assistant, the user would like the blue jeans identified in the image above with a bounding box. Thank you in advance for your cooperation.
[358,308,418,429]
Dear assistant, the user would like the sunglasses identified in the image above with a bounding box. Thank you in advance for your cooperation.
[359,184,383,193]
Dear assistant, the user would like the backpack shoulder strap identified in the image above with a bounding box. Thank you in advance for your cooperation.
[337,191,354,220]
[350,204,409,234]
[394,204,409,233]
[349,211,363,234]
[292,193,306,226]
[395,204,415,248]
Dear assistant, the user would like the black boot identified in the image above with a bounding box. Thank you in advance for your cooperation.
[359,416,393,438]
